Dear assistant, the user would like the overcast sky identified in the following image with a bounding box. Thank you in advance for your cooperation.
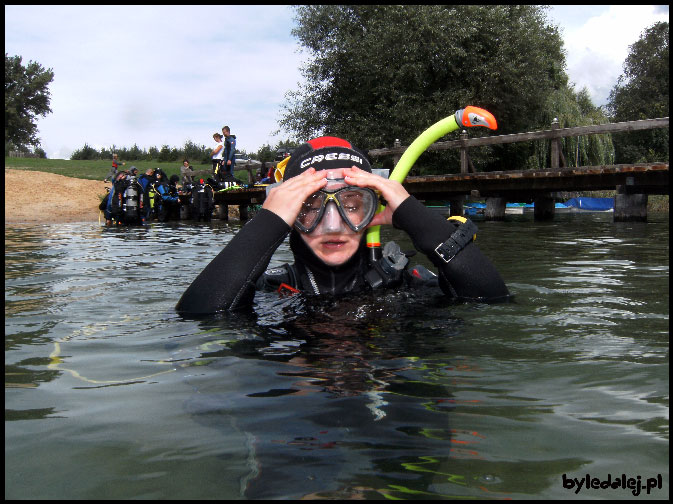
[5,5,669,160]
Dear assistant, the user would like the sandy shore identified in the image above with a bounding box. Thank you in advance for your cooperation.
[5,169,108,224]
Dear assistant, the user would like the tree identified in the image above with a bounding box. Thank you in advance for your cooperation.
[183,140,209,163]
[5,54,54,151]
[158,144,172,162]
[255,143,276,163]
[526,85,614,170]
[280,5,568,173]
[606,22,668,163]
[70,143,100,160]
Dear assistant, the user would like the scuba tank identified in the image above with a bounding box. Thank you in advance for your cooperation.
[109,179,125,222]
[123,176,140,222]
[190,180,202,221]
[191,179,214,221]
[148,184,158,219]
[203,183,214,221]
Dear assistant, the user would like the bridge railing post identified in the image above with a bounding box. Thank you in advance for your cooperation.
[550,118,560,170]
[460,130,469,174]
[393,139,402,167]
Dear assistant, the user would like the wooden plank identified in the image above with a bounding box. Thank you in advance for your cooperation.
[206,163,668,207]
[368,118,669,156]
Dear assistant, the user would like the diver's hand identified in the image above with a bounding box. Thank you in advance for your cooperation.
[342,166,410,226]
[263,168,328,227]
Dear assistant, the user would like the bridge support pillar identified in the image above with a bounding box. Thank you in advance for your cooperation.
[614,185,647,222]
[485,197,506,220]
[239,204,250,220]
[215,204,229,220]
[448,196,465,217]
[534,195,555,221]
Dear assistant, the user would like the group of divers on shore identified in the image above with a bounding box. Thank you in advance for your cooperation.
[99,158,250,226]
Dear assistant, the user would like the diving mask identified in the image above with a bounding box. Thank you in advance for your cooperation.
[295,178,378,234]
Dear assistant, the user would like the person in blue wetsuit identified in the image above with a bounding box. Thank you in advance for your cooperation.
[222,125,236,177]
[176,136,509,315]
[105,170,128,225]
[153,169,179,222]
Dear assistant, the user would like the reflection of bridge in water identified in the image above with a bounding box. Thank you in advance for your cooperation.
[210,117,669,222]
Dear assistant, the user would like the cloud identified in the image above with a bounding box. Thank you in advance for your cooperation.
[6,5,306,158]
[559,5,669,105]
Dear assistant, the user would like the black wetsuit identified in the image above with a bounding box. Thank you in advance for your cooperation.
[175,196,509,315]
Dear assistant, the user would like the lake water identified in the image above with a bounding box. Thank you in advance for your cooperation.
[5,210,669,500]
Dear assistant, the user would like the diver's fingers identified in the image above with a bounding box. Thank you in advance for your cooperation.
[263,168,327,226]
[368,206,394,227]
[342,166,409,211]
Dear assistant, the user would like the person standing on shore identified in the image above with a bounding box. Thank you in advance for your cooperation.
[180,159,195,186]
[211,133,224,180]
[222,126,236,177]
[104,153,125,183]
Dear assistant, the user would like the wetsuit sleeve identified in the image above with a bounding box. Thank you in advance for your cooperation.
[227,137,236,163]
[392,196,509,300]
[175,209,291,314]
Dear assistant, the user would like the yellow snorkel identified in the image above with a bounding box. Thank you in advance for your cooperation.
[366,106,498,263]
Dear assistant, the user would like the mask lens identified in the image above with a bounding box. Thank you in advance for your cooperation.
[296,192,325,231]
[335,189,376,230]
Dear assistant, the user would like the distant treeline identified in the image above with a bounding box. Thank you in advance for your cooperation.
[70,139,301,164]
[71,141,215,165]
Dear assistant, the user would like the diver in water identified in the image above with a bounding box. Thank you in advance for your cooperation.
[176,136,509,315]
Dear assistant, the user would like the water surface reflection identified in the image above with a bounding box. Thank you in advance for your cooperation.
[5,214,669,499]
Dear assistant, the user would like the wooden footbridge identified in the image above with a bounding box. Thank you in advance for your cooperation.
[209,117,668,222]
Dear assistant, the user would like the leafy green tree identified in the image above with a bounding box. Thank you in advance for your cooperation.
[183,140,209,164]
[5,53,55,151]
[281,5,568,173]
[127,144,143,160]
[519,85,614,170]
[255,143,276,162]
[71,143,101,160]
[606,22,669,163]
[254,139,301,162]
[158,144,172,162]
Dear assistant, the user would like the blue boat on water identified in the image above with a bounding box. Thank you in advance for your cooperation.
[563,197,614,211]
[463,197,614,216]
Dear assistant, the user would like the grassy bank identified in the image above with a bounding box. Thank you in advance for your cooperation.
[4,157,251,183]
